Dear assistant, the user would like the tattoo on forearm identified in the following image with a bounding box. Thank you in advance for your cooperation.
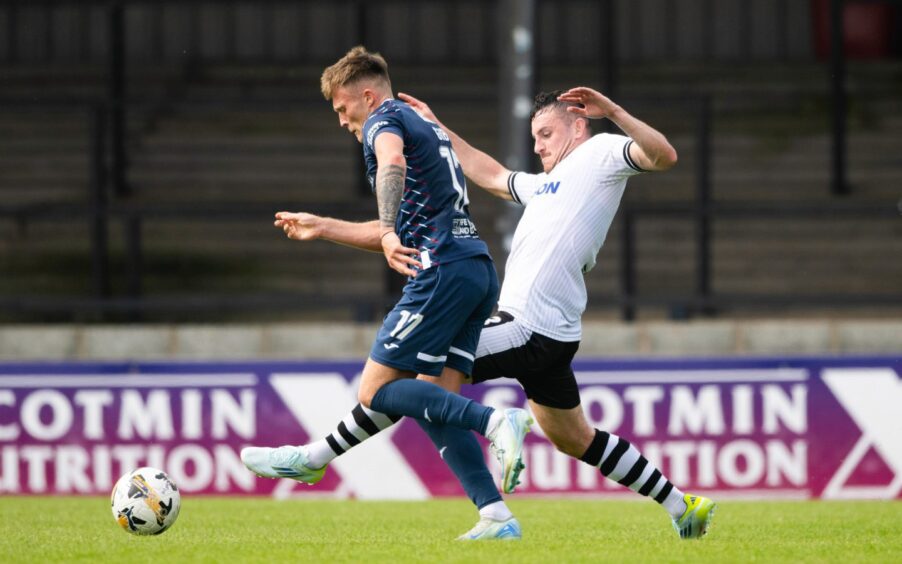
[377,164,406,228]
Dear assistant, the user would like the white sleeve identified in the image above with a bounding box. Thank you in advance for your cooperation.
[621,139,647,174]
[600,133,646,177]
[507,171,543,206]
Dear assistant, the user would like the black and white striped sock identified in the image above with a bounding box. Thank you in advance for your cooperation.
[580,429,686,519]
[304,403,402,468]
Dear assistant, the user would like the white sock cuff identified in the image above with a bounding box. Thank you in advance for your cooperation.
[304,440,336,469]
[478,500,513,522]
[662,487,687,520]
[361,405,398,430]
[485,409,503,438]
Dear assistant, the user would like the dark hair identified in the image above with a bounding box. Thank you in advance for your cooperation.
[530,89,584,121]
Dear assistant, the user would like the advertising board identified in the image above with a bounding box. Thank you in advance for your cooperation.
[1,357,899,499]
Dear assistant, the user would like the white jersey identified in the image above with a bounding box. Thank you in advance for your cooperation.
[499,133,645,341]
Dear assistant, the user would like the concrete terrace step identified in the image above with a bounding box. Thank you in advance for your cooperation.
[138,136,351,152]
[0,140,89,153]
[0,160,89,177]
[713,218,901,236]
[151,110,336,129]
[189,64,499,97]
[126,173,363,200]
[713,277,902,295]
[130,152,351,173]
[0,186,90,204]
[0,175,90,189]
[624,177,900,202]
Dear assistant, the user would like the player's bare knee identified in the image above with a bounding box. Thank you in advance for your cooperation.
[357,386,375,408]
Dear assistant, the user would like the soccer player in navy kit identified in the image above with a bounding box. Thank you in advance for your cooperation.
[242,47,531,540]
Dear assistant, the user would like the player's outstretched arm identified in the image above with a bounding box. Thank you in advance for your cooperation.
[558,87,678,172]
[274,212,383,252]
[398,92,514,202]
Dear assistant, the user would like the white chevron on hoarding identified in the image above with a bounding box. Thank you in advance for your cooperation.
[268,373,429,500]
[821,368,902,499]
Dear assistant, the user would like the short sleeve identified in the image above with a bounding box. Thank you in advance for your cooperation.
[600,133,647,177]
[622,139,647,174]
[507,171,543,206]
[364,112,404,151]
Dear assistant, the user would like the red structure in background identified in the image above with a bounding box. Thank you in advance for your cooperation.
[812,0,896,59]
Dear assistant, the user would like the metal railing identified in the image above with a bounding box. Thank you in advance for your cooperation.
[618,201,902,320]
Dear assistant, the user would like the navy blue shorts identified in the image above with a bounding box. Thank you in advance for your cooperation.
[370,255,498,376]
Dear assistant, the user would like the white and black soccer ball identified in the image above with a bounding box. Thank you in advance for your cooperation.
[111,467,181,535]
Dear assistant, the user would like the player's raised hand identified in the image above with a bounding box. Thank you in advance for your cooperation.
[398,92,440,125]
[274,211,324,241]
[380,231,422,277]
[557,87,619,120]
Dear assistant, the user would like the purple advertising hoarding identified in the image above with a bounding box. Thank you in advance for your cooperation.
[0,357,899,500]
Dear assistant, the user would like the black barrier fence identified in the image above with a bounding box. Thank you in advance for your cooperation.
[4,200,900,321]
[617,202,902,321]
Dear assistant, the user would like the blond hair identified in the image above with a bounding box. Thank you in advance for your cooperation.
[320,46,391,100]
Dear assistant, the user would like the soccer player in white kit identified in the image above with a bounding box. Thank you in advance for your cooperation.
[273,86,716,540]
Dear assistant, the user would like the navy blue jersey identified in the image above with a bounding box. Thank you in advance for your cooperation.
[362,99,489,268]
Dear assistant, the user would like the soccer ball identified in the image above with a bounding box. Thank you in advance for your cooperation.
[111,467,181,535]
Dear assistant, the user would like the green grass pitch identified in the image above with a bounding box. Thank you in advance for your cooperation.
[1,497,900,563]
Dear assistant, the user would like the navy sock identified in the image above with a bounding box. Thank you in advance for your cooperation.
[415,419,502,509]
[370,379,494,434]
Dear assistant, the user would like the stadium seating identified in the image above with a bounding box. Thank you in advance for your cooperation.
[1,61,900,320]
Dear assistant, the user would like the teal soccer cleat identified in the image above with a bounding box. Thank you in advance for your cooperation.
[672,493,716,539]
[240,445,326,484]
[457,517,522,541]
[486,408,533,494]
